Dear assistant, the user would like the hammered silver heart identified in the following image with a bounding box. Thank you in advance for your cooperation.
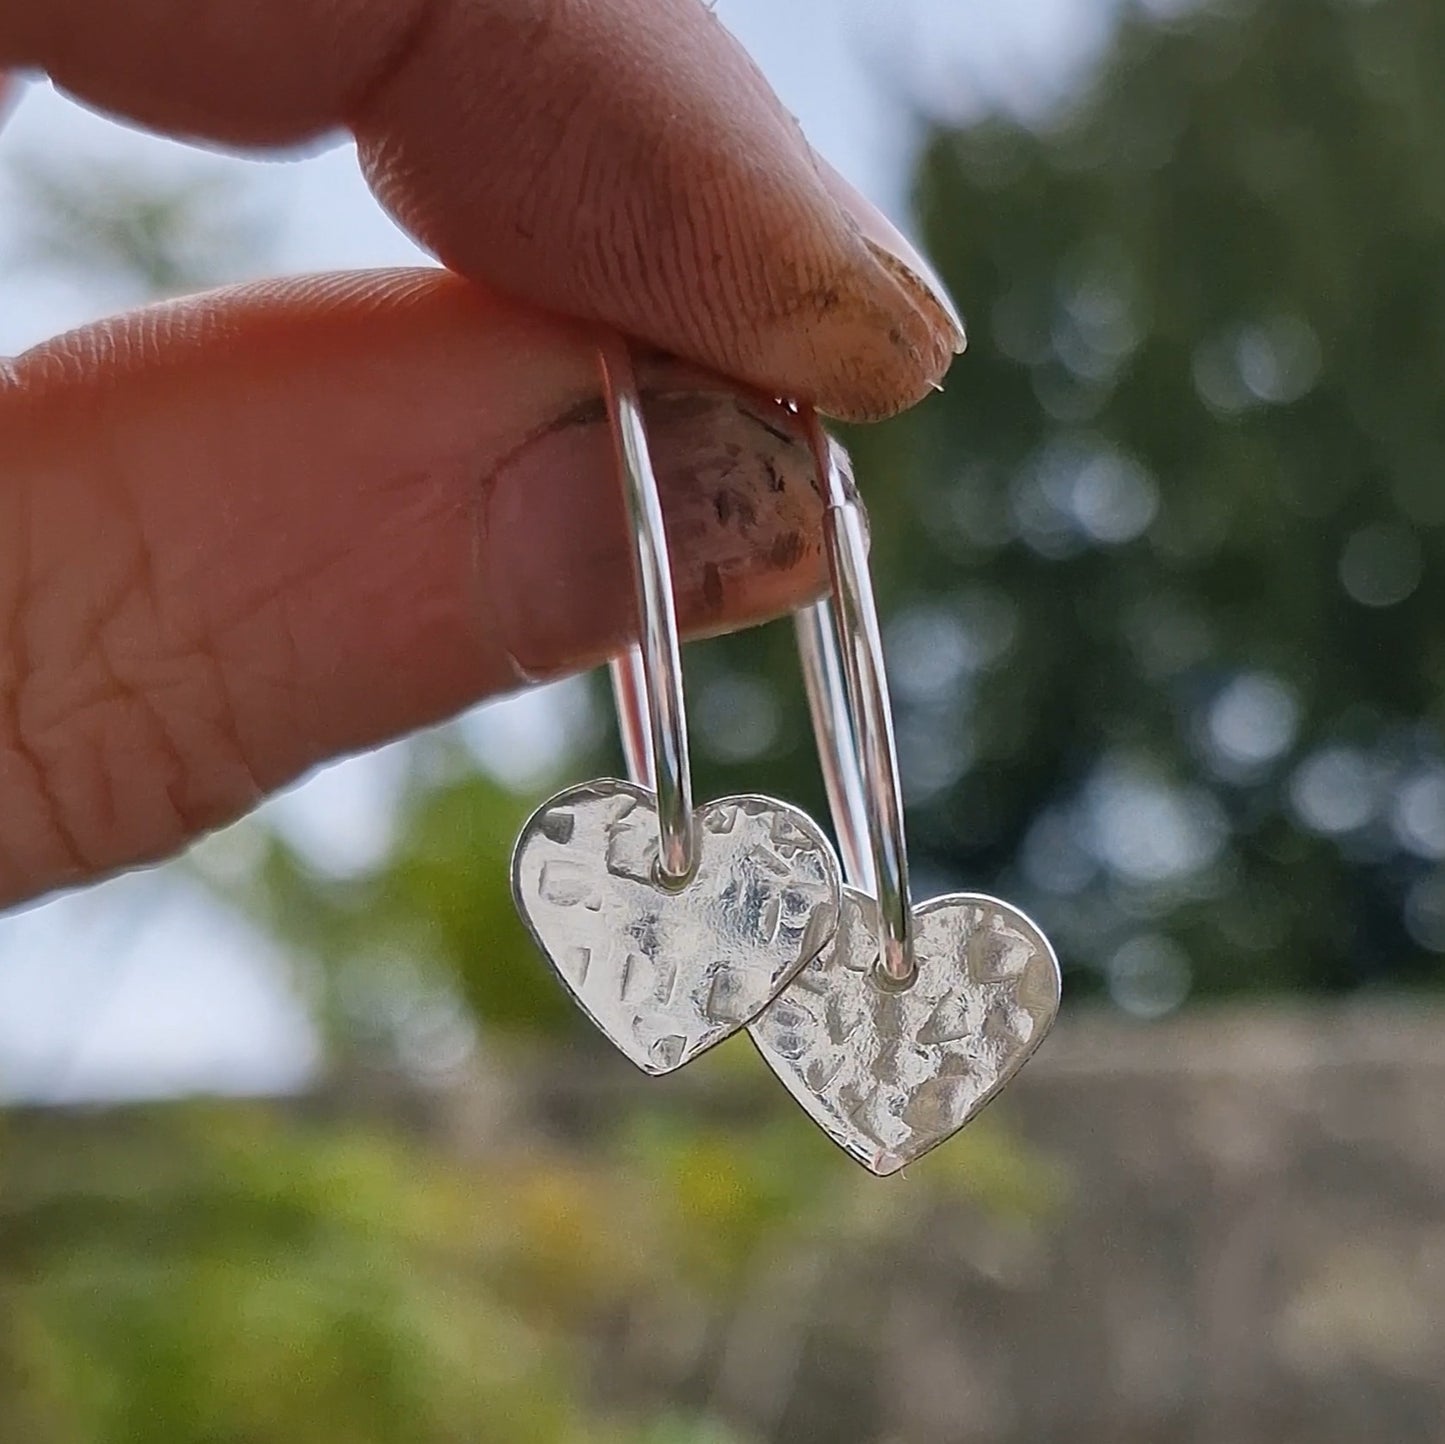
[511,779,841,1075]
[749,887,1061,1175]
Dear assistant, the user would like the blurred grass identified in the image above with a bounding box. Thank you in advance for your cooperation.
[0,1089,1054,1443]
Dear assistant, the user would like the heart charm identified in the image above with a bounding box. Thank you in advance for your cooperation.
[749,887,1060,1175]
[512,779,841,1074]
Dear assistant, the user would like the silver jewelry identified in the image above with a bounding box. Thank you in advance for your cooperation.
[510,340,841,1074]
[508,340,1058,1161]
[747,412,1062,1176]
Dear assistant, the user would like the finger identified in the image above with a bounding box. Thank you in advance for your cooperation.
[0,0,963,421]
[0,268,831,907]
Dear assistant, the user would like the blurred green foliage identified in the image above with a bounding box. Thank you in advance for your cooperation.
[0,1104,757,1443]
[0,1087,1045,1442]
[7,156,270,297]
[695,0,1445,1010]
[222,741,575,1046]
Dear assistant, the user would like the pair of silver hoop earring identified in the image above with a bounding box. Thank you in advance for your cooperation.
[511,337,1061,1177]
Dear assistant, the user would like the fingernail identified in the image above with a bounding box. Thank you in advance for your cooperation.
[812,152,967,356]
[481,386,828,682]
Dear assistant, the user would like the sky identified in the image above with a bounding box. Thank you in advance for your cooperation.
[0,0,1125,1101]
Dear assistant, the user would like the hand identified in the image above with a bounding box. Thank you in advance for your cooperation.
[0,0,964,908]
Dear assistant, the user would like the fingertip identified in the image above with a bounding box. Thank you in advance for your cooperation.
[483,376,827,682]
[351,0,958,423]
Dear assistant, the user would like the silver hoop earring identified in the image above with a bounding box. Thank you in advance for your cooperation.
[510,338,842,1076]
[748,411,1063,1176]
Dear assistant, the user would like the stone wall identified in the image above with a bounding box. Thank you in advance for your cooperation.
[513,1002,1445,1444]
[12,1002,1445,1442]
[864,1004,1445,1444]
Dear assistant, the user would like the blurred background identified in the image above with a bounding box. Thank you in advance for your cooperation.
[5,0,1445,1439]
